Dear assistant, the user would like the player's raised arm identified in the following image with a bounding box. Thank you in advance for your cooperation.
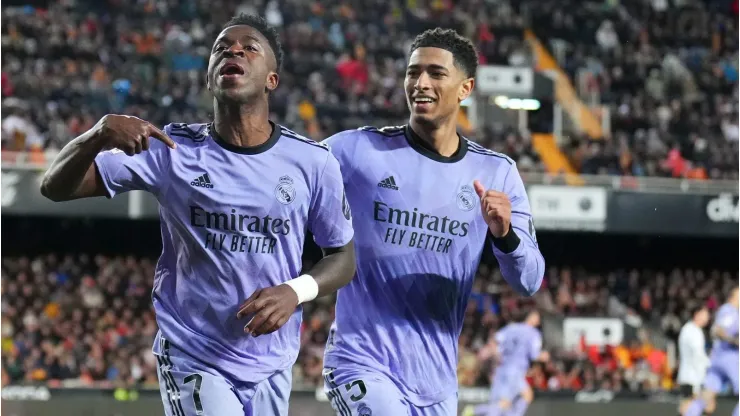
[40,114,175,202]
[473,163,545,296]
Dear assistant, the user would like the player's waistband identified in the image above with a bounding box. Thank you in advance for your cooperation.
[322,355,456,406]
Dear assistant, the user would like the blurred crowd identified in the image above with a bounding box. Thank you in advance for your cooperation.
[3,253,736,393]
[2,0,737,178]
[0,0,543,172]
[536,0,739,179]
[460,264,737,392]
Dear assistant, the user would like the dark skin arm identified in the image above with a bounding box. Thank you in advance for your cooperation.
[237,240,356,336]
[40,129,109,201]
[40,114,175,202]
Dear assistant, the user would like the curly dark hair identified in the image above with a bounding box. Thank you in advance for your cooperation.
[222,14,284,74]
[409,28,478,78]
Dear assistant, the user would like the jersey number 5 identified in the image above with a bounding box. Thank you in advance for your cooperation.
[344,380,367,402]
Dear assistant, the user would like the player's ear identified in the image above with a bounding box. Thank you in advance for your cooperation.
[265,72,279,93]
[458,77,474,103]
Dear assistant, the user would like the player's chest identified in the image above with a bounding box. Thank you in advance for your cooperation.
[347,163,493,251]
[166,156,311,219]
[349,163,485,220]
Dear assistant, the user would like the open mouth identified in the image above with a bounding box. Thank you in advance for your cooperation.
[412,96,435,111]
[219,63,245,77]
[413,96,435,104]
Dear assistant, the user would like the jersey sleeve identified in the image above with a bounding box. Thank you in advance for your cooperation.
[490,162,545,296]
[308,151,354,248]
[714,306,738,336]
[93,125,172,198]
[529,332,543,361]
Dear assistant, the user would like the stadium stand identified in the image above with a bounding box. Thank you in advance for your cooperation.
[2,217,736,394]
[0,252,695,389]
[2,1,737,178]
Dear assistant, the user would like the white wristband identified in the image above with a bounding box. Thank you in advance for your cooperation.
[284,274,319,304]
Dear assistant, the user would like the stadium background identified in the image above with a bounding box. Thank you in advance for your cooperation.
[0,0,738,415]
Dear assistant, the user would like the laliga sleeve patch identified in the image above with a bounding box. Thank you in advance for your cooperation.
[529,217,537,243]
[342,190,352,221]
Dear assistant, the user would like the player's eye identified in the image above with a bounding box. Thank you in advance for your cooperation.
[246,45,259,52]
[214,46,226,53]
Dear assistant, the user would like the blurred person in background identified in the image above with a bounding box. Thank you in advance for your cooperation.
[684,287,739,416]
[466,309,549,416]
[677,306,711,415]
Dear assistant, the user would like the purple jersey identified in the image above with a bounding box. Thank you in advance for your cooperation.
[323,126,544,406]
[711,303,739,360]
[495,323,543,372]
[94,122,354,383]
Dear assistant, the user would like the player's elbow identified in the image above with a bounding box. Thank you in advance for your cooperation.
[519,255,545,297]
[39,174,63,202]
[519,276,542,297]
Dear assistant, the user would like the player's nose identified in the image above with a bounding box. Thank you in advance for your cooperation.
[224,44,246,58]
[414,72,432,90]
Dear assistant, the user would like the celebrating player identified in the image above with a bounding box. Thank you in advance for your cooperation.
[40,14,356,416]
[466,310,549,416]
[321,28,545,415]
[684,287,739,416]
[677,306,711,415]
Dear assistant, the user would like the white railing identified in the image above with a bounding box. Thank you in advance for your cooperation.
[2,150,737,195]
[520,172,738,195]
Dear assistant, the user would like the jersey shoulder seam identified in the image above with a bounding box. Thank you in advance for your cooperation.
[464,138,514,164]
[358,125,406,138]
[279,125,329,151]
[167,122,209,143]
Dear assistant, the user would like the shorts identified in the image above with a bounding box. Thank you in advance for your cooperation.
[489,368,529,402]
[155,336,292,416]
[323,367,457,416]
[679,383,697,398]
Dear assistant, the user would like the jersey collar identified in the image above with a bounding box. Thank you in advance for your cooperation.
[404,125,467,163]
[209,121,281,155]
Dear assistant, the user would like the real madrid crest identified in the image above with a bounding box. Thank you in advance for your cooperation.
[357,402,372,416]
[457,185,476,211]
[275,175,296,205]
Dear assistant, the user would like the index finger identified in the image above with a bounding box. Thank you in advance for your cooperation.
[147,125,177,149]
[236,290,263,319]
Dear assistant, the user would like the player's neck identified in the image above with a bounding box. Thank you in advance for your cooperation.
[213,102,273,148]
[408,119,460,157]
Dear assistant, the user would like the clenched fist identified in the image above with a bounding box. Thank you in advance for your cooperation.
[93,114,176,155]
[473,180,511,238]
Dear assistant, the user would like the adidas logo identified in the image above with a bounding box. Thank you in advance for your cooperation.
[378,176,398,190]
[190,173,214,189]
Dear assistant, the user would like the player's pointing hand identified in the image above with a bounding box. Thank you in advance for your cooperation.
[94,114,176,156]
[473,180,512,238]
[237,285,300,337]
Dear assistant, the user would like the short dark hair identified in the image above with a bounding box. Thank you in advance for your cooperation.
[517,307,538,323]
[223,14,283,73]
[409,28,478,78]
[691,305,707,318]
